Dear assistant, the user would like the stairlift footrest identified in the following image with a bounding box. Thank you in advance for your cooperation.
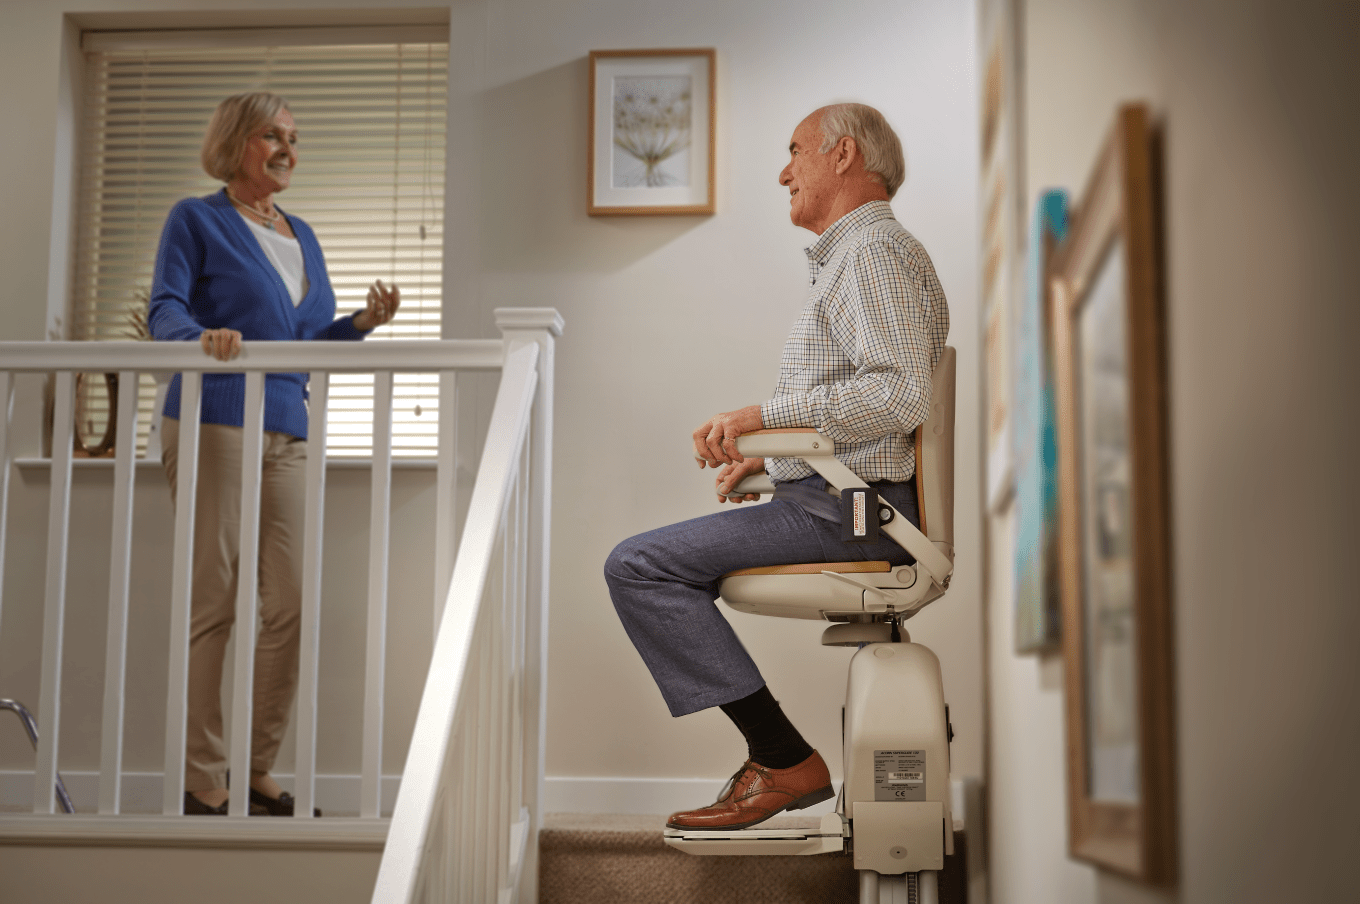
[661,812,846,856]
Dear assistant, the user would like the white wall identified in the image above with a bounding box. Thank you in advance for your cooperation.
[475,0,984,789]
[0,0,983,812]
[986,1,1359,902]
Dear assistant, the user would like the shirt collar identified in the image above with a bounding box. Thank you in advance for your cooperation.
[804,200,895,265]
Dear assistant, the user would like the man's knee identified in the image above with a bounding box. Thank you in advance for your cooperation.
[603,534,647,590]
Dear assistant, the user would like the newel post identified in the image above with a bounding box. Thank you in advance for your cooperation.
[494,306,562,902]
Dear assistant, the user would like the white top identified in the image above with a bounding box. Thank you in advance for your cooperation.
[239,211,309,306]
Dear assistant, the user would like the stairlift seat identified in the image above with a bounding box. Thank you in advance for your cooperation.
[716,347,958,627]
[724,561,891,576]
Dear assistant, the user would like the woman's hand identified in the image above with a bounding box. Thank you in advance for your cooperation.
[199,328,243,361]
[354,279,400,331]
[715,457,766,504]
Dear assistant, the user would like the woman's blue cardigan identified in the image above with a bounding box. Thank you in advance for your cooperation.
[148,189,369,439]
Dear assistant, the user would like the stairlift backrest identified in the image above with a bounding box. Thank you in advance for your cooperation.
[915,346,956,558]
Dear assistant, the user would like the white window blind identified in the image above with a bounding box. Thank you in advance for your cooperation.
[73,27,448,458]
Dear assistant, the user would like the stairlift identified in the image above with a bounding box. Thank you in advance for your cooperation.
[662,347,958,904]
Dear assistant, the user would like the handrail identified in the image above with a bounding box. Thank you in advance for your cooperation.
[0,339,506,373]
[370,341,540,902]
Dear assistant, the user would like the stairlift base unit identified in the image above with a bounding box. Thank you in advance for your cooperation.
[842,643,953,856]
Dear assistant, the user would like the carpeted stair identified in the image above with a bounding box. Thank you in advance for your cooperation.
[539,813,968,904]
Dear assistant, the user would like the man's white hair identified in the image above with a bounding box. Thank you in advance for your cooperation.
[818,103,906,198]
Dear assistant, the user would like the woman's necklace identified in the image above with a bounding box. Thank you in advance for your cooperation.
[226,189,281,230]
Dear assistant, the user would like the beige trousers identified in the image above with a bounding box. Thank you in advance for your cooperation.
[161,417,307,793]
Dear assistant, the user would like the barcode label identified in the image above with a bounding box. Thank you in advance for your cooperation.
[887,772,924,783]
[874,750,927,801]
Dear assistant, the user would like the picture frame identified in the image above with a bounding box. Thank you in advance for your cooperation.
[1051,104,1177,885]
[588,48,715,216]
[1012,189,1069,653]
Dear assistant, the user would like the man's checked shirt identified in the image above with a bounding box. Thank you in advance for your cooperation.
[761,200,950,484]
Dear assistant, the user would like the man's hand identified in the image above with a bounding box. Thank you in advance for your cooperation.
[200,328,242,361]
[693,404,764,467]
[715,457,766,504]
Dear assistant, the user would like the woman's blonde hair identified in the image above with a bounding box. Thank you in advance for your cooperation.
[200,91,290,182]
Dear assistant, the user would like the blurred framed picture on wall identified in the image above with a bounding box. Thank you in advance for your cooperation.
[1051,103,1177,885]
[588,48,715,216]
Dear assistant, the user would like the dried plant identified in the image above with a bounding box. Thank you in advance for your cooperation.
[124,286,151,341]
[612,76,692,187]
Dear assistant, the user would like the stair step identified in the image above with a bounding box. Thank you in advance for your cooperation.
[540,813,859,904]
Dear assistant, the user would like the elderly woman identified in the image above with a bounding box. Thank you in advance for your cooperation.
[149,91,399,816]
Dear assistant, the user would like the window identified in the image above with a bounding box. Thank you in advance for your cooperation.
[73,26,448,457]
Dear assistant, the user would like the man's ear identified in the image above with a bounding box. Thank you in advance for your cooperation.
[832,137,858,175]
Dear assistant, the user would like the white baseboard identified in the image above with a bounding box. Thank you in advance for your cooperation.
[1,770,402,816]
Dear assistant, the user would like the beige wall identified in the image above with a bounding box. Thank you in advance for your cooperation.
[986,0,1358,902]
[0,0,984,812]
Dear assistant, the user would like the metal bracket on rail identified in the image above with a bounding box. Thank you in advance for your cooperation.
[1,698,75,813]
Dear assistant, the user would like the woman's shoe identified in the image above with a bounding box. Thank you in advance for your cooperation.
[183,791,228,816]
[184,791,268,816]
[249,787,322,817]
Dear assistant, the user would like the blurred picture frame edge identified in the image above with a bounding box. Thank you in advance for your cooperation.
[587,47,716,217]
[1051,102,1177,886]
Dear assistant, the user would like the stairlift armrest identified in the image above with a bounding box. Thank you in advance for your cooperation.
[729,474,776,496]
[706,429,821,498]
[731,428,832,459]
[723,430,954,587]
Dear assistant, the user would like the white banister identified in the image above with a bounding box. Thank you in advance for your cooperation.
[0,372,13,643]
[361,370,395,819]
[227,370,267,818]
[162,371,202,814]
[34,371,74,813]
[293,371,330,820]
[98,369,140,814]
[433,371,458,630]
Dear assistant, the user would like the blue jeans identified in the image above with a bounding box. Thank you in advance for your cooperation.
[605,479,918,717]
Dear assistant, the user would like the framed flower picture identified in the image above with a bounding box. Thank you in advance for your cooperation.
[588,49,715,216]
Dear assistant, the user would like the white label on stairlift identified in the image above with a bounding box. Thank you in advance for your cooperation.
[874,750,927,801]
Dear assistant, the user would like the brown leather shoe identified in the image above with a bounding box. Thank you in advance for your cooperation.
[666,750,834,831]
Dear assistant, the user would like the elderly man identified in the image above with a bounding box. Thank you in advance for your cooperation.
[605,103,950,831]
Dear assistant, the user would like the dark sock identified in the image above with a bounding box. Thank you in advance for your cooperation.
[719,685,815,769]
